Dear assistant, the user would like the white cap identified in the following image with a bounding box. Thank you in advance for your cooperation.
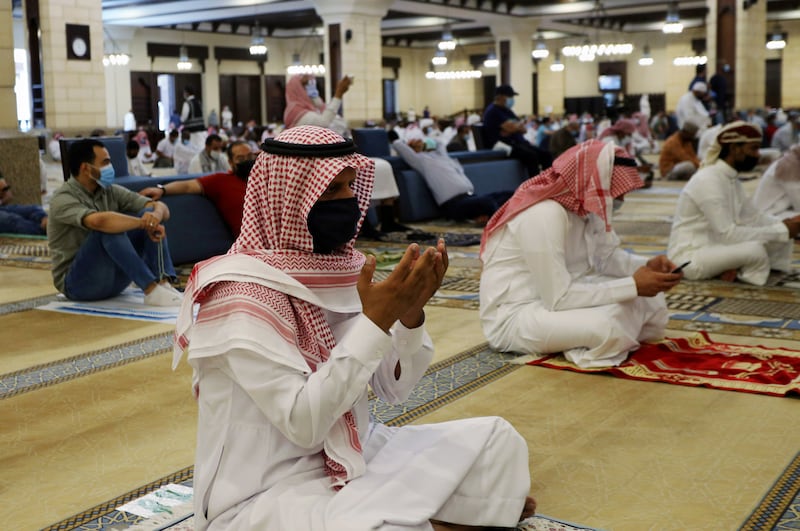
[691,81,708,93]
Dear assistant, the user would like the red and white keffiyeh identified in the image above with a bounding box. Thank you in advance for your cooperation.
[480,139,642,258]
[283,75,321,129]
[174,125,375,489]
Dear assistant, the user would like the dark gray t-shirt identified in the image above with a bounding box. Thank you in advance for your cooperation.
[48,178,150,292]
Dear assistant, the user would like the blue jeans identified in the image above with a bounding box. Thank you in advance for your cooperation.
[64,226,177,302]
[0,204,47,235]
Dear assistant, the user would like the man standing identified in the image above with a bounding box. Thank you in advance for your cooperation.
[676,81,711,130]
[0,173,48,235]
[181,86,206,150]
[659,121,701,181]
[482,85,552,176]
[188,134,230,175]
[48,139,183,306]
[140,141,255,238]
[668,121,800,285]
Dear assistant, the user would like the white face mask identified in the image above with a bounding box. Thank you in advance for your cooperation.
[209,150,221,160]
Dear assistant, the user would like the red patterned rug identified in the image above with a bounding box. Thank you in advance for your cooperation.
[525,331,800,397]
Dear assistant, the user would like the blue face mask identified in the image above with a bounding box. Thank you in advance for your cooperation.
[612,198,624,212]
[305,80,320,100]
[92,164,115,188]
[506,97,515,108]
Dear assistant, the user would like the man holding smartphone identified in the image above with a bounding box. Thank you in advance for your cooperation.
[668,121,800,286]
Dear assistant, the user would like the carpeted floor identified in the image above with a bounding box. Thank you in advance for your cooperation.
[4,175,800,530]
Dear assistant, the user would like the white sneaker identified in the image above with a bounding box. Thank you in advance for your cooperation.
[144,283,183,307]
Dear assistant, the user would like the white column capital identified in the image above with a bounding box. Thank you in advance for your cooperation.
[311,0,393,24]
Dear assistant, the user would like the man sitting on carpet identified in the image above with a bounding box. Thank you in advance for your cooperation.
[139,141,255,238]
[389,130,513,224]
[752,145,800,220]
[173,125,535,530]
[668,121,800,286]
[48,139,183,306]
[479,140,681,368]
[0,172,48,235]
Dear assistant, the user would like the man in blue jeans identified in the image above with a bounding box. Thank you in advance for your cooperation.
[0,173,48,235]
[48,139,182,306]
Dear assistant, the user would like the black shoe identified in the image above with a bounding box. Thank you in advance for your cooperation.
[404,229,437,241]
[381,221,416,233]
[358,220,387,241]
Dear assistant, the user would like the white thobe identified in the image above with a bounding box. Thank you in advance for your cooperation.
[771,122,799,152]
[668,159,792,286]
[479,200,668,368]
[675,91,710,129]
[753,157,800,219]
[192,311,529,531]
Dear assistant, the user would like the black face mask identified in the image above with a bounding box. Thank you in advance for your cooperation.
[234,159,256,180]
[307,197,361,254]
[734,154,759,173]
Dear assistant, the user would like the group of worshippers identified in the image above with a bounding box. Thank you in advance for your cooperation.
[43,81,800,527]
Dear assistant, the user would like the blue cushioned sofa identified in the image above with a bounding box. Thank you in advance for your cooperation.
[351,128,528,222]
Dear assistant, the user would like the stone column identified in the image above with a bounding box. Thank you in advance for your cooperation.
[312,0,393,124]
[0,3,41,205]
[0,2,17,129]
[735,0,766,109]
[489,19,537,117]
[39,0,107,131]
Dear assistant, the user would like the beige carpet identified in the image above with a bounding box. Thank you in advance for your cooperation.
[3,172,800,530]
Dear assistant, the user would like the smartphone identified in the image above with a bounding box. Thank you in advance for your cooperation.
[671,261,691,274]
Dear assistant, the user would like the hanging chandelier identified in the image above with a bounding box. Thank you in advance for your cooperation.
[662,2,684,34]
[177,46,192,70]
[249,22,267,56]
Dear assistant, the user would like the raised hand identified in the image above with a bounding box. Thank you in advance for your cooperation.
[358,239,448,332]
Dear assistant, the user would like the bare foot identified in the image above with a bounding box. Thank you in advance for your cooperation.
[718,269,737,282]
[520,495,537,520]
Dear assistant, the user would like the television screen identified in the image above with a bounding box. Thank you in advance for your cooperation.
[598,74,622,91]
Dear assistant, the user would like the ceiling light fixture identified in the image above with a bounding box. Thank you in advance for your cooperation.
[531,33,549,60]
[483,48,499,68]
[673,55,707,66]
[766,24,786,50]
[438,24,456,51]
[662,2,684,34]
[563,42,633,62]
[432,49,448,66]
[285,29,326,75]
[550,52,564,72]
[102,28,130,67]
[249,22,267,56]
[177,45,192,70]
[638,45,654,66]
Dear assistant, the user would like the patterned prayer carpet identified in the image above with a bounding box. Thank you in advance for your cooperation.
[522,331,800,396]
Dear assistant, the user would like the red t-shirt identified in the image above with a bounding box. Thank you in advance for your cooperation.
[198,172,247,237]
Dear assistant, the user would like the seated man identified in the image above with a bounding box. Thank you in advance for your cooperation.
[154,129,179,168]
[753,145,800,219]
[139,141,255,238]
[445,124,471,152]
[48,139,182,306]
[548,118,580,159]
[173,125,535,530]
[188,134,230,175]
[0,173,48,235]
[482,85,552,176]
[770,112,800,153]
[668,121,800,285]
[480,140,681,368]
[659,121,701,181]
[390,132,512,224]
[126,140,151,177]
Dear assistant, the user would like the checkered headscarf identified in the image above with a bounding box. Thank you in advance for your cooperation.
[481,140,642,257]
[175,126,375,489]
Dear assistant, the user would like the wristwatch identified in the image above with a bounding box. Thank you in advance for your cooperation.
[156,183,167,196]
